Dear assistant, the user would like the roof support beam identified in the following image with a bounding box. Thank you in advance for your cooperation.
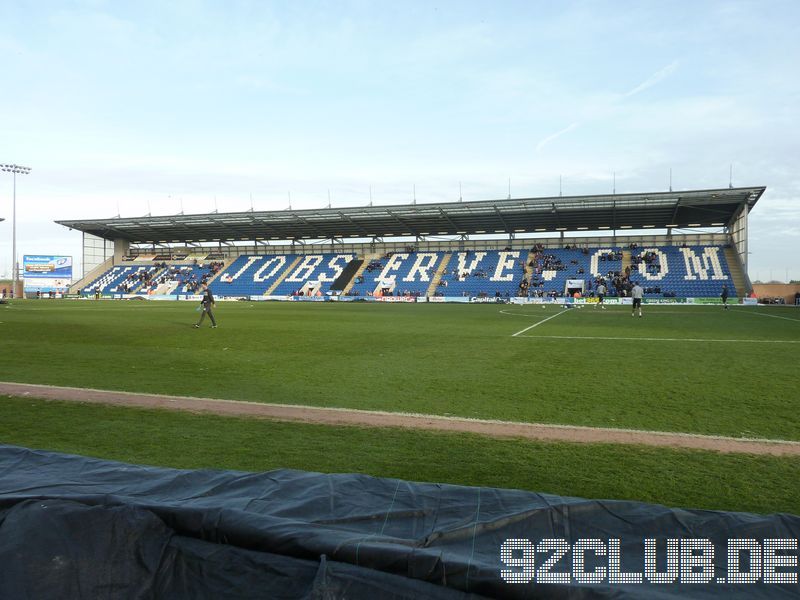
[438,207,460,231]
[493,206,512,233]
[387,210,418,237]
[337,211,372,237]
[290,212,327,239]
[551,202,562,229]
[669,201,681,227]
[208,217,249,240]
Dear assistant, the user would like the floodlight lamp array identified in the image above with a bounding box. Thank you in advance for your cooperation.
[1,164,32,174]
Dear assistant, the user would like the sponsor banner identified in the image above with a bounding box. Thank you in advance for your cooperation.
[374,296,416,303]
[510,297,558,305]
[289,296,329,302]
[23,255,73,280]
[247,295,289,302]
[110,293,176,301]
[335,296,377,302]
[643,298,688,304]
[742,297,758,306]
[689,297,725,305]
[470,297,510,304]
[597,297,632,305]
[426,296,470,303]
[566,279,584,289]
[24,277,72,293]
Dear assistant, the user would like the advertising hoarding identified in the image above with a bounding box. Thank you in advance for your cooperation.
[23,255,73,293]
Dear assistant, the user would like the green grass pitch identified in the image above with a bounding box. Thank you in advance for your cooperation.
[1,299,799,514]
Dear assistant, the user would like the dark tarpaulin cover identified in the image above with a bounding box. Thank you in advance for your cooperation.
[0,445,797,599]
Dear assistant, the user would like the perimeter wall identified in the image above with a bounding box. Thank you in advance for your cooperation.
[752,283,800,304]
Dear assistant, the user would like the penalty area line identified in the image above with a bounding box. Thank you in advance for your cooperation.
[739,309,800,323]
[516,334,800,343]
[511,308,570,337]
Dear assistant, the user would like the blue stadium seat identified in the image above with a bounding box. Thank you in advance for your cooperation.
[348,251,445,297]
[84,245,736,300]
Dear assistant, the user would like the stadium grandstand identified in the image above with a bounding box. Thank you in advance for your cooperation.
[56,186,763,303]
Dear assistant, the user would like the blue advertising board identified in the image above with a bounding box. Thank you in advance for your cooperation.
[23,255,73,293]
[23,255,73,279]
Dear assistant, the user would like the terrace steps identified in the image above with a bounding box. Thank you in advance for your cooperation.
[266,256,303,295]
[341,253,378,296]
[129,267,164,293]
[70,257,114,294]
[427,253,452,297]
[724,247,748,297]
[139,267,169,293]
[525,251,536,284]
[622,250,632,276]
[330,258,363,292]
[202,258,229,287]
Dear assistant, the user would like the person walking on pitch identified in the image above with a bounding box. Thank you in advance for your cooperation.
[631,282,644,318]
[194,285,217,328]
[595,282,606,309]
[721,284,729,310]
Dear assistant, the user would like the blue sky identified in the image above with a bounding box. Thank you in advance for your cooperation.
[1,0,798,281]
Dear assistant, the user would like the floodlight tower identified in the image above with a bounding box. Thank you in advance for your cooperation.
[1,164,32,298]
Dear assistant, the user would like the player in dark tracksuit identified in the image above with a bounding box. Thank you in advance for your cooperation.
[721,284,729,310]
[194,286,217,328]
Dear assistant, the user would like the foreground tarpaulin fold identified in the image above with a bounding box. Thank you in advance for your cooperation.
[0,445,798,599]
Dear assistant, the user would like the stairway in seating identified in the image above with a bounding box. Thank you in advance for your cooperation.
[329,258,364,292]
[426,253,452,296]
[622,250,632,276]
[131,266,165,293]
[203,258,230,286]
[341,253,378,295]
[525,251,536,284]
[265,256,303,295]
[724,247,748,297]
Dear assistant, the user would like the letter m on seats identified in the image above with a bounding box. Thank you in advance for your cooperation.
[680,247,728,281]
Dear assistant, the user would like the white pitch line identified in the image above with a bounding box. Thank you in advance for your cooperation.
[511,309,570,337]
[518,334,800,343]
[499,309,555,317]
[743,310,800,323]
